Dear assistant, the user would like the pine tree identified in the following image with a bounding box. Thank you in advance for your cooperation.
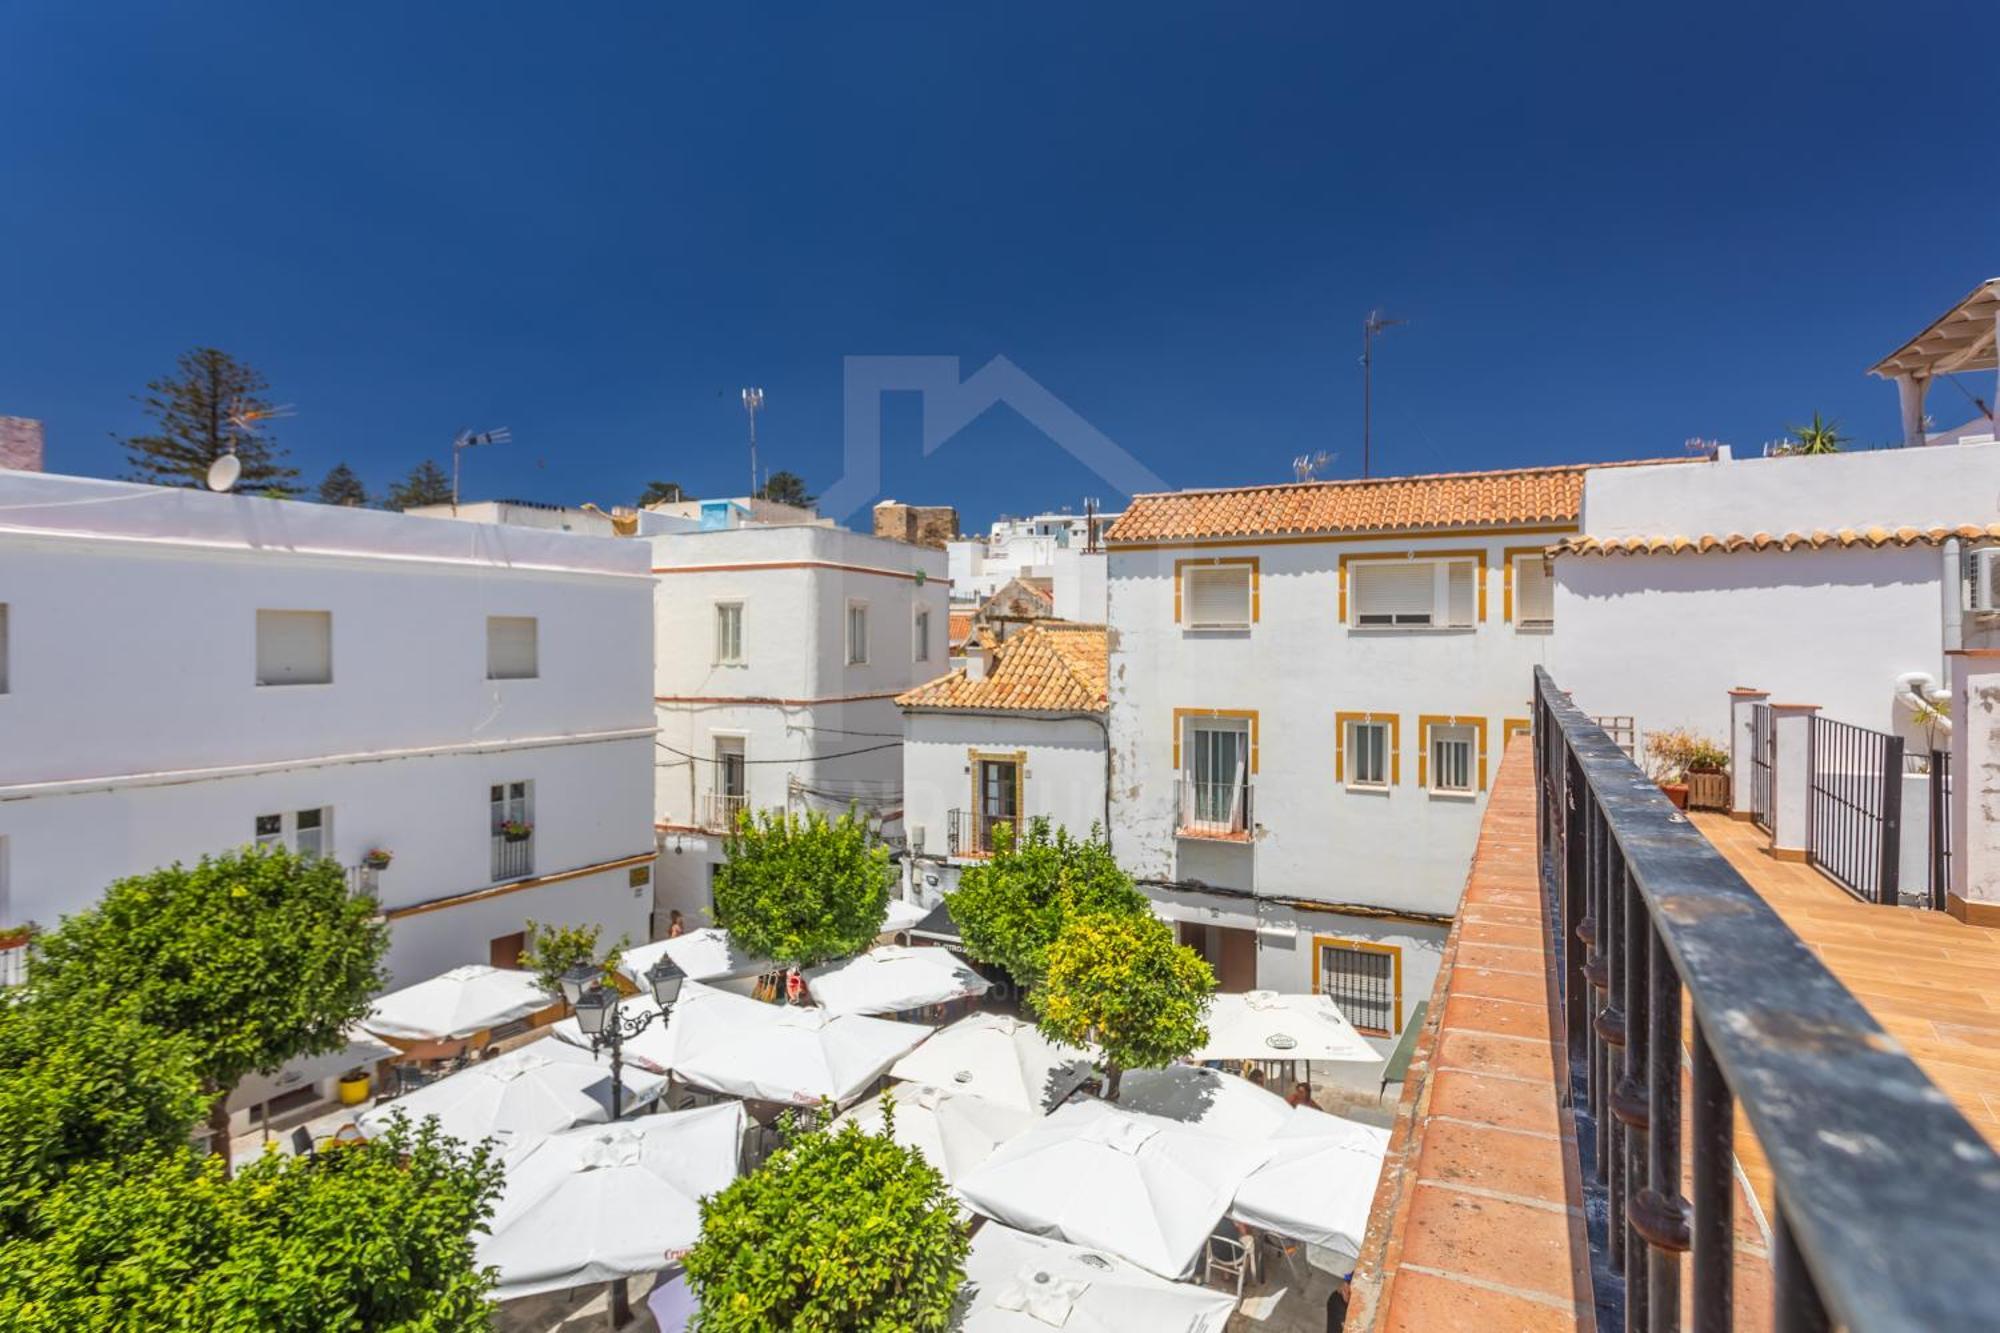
[757,470,815,509]
[386,460,453,511]
[638,480,693,507]
[316,463,369,507]
[118,348,299,494]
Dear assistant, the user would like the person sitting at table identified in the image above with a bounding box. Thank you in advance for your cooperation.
[1287,1081,1313,1108]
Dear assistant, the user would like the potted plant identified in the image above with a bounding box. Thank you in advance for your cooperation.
[1644,728,1730,810]
[363,847,393,870]
[500,819,533,844]
[337,1066,371,1105]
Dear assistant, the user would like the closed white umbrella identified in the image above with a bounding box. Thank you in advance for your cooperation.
[355,1046,610,1150]
[1228,1104,1390,1265]
[1116,1065,1292,1143]
[956,1098,1271,1279]
[617,929,768,987]
[659,983,933,1106]
[804,945,991,1016]
[959,1225,1236,1333]
[478,1104,746,1300]
[888,1012,1094,1114]
[363,965,550,1044]
[1192,990,1378,1064]
[832,1083,1035,1188]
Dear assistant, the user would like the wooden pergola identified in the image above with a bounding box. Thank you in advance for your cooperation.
[1869,277,2000,447]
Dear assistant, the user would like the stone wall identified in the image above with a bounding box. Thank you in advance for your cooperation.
[873,501,959,549]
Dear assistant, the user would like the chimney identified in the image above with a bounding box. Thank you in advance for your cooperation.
[965,635,996,682]
[0,417,45,472]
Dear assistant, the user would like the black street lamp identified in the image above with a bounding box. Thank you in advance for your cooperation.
[572,955,687,1121]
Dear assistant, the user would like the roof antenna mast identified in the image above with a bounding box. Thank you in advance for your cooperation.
[451,427,511,515]
[1362,309,1406,479]
[741,388,764,498]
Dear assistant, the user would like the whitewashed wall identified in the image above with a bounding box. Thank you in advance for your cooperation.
[901,711,1108,859]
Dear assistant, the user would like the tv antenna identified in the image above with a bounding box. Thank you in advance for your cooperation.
[1361,309,1406,479]
[209,398,296,492]
[1293,450,1334,482]
[741,388,764,498]
[451,427,511,514]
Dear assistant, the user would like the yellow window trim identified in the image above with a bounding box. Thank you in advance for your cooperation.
[1173,556,1260,626]
[1334,710,1401,786]
[1503,716,1532,741]
[1311,935,1403,1037]
[1501,544,1553,624]
[1416,714,1490,792]
[1171,707,1260,774]
[966,749,1027,856]
[1338,548,1489,624]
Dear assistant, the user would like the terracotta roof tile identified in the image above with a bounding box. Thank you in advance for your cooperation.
[1553,522,2000,557]
[1105,460,1683,545]
[896,622,1108,714]
[947,611,975,647]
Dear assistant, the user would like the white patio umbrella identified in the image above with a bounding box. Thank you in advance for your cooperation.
[881,897,930,935]
[548,992,675,1073]
[478,1103,746,1300]
[888,1012,1095,1114]
[1191,990,1378,1064]
[1116,1065,1292,1142]
[803,945,991,1016]
[617,929,768,987]
[1228,1103,1391,1265]
[355,1046,612,1150]
[959,1224,1236,1333]
[956,1098,1272,1279]
[832,1082,1036,1189]
[362,965,550,1044]
[658,982,933,1106]
[522,1035,670,1110]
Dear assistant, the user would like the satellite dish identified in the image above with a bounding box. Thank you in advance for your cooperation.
[206,453,242,492]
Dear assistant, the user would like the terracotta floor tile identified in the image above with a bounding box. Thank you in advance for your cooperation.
[1457,919,1547,952]
[1451,967,1551,1007]
[1441,992,1555,1043]
[1398,1183,1581,1303]
[1381,1267,1580,1331]
[1428,1068,1561,1136]
[1434,1028,1558,1083]
[1414,1119,1571,1205]
[1455,941,1546,977]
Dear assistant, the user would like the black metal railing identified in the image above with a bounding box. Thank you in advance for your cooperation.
[1533,667,1999,1331]
[1807,715,1904,906]
[490,832,533,881]
[946,809,1013,857]
[1930,748,1952,912]
[1748,702,1774,833]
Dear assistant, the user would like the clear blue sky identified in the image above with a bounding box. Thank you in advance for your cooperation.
[4,3,1995,527]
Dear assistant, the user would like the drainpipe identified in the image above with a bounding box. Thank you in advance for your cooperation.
[1942,537,1965,684]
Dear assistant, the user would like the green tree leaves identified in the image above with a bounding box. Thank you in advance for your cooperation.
[948,817,1148,989]
[385,459,454,511]
[118,347,300,495]
[1032,911,1215,1101]
[713,810,890,968]
[518,919,625,998]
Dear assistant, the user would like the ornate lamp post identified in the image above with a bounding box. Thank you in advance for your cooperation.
[562,955,687,1121]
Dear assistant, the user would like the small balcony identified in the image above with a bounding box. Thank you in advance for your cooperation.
[1174,777,1252,841]
[703,792,748,833]
[490,831,534,882]
[946,809,1015,858]
[0,929,27,988]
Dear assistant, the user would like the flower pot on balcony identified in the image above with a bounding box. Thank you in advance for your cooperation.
[363,851,392,870]
[1660,781,1690,810]
[337,1070,371,1105]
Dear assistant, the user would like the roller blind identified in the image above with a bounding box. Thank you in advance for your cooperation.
[1185,566,1251,626]
[1516,558,1554,626]
[256,610,331,686]
[487,616,539,679]
[1352,562,1434,625]
[1445,562,1476,627]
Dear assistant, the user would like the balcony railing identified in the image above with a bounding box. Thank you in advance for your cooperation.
[490,832,534,881]
[704,792,748,832]
[946,809,1016,857]
[1532,666,2000,1329]
[1174,777,1252,839]
[0,930,28,989]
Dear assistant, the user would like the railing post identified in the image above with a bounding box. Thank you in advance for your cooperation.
[1767,703,1819,863]
[1930,748,1951,913]
[1878,734,1904,905]
[1727,688,1768,821]
[1689,1015,1733,1331]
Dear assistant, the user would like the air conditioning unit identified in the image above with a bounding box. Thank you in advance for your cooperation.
[1973,550,2000,614]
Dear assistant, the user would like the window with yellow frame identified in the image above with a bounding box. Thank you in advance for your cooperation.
[1312,935,1401,1036]
[1418,714,1489,795]
[1335,710,1400,788]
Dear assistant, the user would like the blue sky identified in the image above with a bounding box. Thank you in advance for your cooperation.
[3,3,1995,527]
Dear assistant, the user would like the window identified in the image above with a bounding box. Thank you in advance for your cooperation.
[0,603,9,693]
[913,608,931,662]
[1347,720,1391,788]
[1513,555,1554,628]
[1348,559,1477,629]
[255,610,332,686]
[1429,724,1476,794]
[255,808,332,857]
[714,602,744,664]
[846,600,869,665]
[970,754,1022,854]
[486,616,538,680]
[491,781,534,880]
[1181,718,1251,834]
[1181,562,1254,628]
[710,736,747,830]
[1315,938,1400,1036]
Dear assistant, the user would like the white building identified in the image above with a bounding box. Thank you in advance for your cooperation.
[1101,465,1592,1061]
[0,472,658,997]
[898,622,1109,901]
[947,509,1118,611]
[649,519,949,926]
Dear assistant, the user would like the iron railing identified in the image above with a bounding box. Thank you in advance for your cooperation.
[1174,777,1253,838]
[1748,702,1774,833]
[946,809,1015,857]
[1533,667,1999,1331]
[490,832,533,881]
[1930,748,1952,912]
[1807,715,1903,906]
[704,791,748,832]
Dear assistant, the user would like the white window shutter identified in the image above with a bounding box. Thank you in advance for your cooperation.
[1353,563,1434,623]
[256,610,332,686]
[1185,567,1251,626]
[1516,558,1554,625]
[487,616,538,679]
[1445,563,1476,627]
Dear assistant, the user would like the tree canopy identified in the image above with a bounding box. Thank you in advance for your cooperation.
[1032,911,1215,1100]
[712,809,890,969]
[316,462,369,507]
[118,347,299,494]
[683,1101,967,1331]
[385,459,453,510]
[638,479,693,507]
[518,919,625,997]
[756,469,815,509]
[948,818,1149,988]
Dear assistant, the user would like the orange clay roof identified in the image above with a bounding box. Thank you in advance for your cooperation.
[1554,523,2000,557]
[897,622,1108,714]
[1103,460,1682,544]
[947,610,976,646]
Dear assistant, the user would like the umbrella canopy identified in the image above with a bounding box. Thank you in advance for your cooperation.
[881,897,930,935]
[548,992,675,1072]
[618,929,768,987]
[1116,1065,1292,1142]
[362,965,550,1044]
[355,1046,612,1150]
[804,945,991,1017]
[479,1103,746,1300]
[524,1035,670,1109]
[889,1012,1095,1114]
[661,983,934,1106]
[958,1225,1236,1333]
[956,1098,1271,1279]
[832,1083,1036,1188]
[1228,1104,1391,1263]
[1191,990,1378,1064]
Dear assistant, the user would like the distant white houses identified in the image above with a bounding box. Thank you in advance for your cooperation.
[948,508,1116,623]
[0,470,657,995]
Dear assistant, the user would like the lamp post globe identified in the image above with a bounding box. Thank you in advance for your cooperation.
[558,961,600,1008]
[646,955,687,1009]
